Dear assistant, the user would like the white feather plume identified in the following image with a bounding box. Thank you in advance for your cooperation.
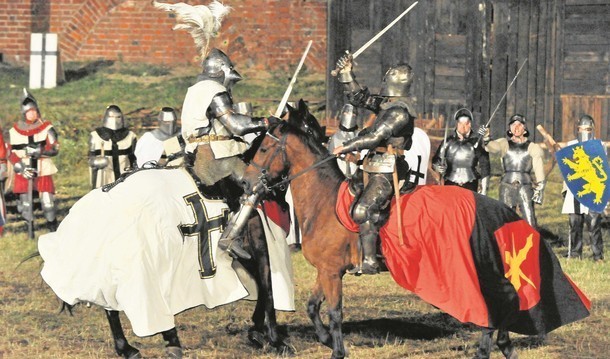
[153,1,231,59]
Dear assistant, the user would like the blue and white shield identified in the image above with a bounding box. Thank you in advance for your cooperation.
[556,139,610,212]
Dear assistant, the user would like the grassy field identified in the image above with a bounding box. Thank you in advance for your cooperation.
[0,62,609,358]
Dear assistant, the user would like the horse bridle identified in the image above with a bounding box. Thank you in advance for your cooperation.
[248,127,337,194]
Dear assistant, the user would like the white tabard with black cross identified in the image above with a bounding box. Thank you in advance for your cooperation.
[39,168,272,337]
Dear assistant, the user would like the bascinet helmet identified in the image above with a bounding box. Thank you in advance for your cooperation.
[339,104,358,131]
[103,105,125,130]
[379,64,414,97]
[453,108,473,123]
[21,88,39,115]
[201,48,243,89]
[158,107,178,136]
[577,114,595,142]
[506,114,529,137]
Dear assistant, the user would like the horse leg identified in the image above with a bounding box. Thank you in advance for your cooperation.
[104,310,141,359]
[307,279,332,348]
[320,272,346,359]
[241,213,289,352]
[473,327,495,359]
[496,329,518,359]
[161,328,183,359]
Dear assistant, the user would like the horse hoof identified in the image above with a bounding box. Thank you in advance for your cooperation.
[248,329,265,348]
[274,341,296,356]
[127,352,142,359]
[165,346,183,359]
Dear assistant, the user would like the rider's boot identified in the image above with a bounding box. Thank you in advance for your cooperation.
[360,226,380,275]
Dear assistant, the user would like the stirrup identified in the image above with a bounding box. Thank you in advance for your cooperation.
[220,238,251,260]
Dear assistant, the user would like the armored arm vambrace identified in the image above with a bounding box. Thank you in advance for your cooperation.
[40,127,59,157]
[340,121,393,154]
[210,93,267,135]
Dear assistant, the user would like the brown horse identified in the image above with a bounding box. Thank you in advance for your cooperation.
[238,103,590,359]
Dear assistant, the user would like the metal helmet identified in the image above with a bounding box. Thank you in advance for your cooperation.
[379,63,414,97]
[506,114,529,137]
[232,102,253,116]
[201,48,243,89]
[21,88,39,115]
[158,107,178,136]
[339,104,358,131]
[453,108,473,123]
[577,114,595,142]
[103,105,125,130]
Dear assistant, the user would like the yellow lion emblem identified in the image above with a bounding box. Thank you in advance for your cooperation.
[562,146,607,204]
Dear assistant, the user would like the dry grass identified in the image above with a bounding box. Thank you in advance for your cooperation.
[0,62,608,358]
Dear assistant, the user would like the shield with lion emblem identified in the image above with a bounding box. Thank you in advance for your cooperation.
[556,139,610,213]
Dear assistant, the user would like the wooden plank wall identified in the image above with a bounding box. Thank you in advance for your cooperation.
[326,0,609,142]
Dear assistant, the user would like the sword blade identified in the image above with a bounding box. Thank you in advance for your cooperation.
[352,1,419,59]
[275,40,313,118]
[485,59,528,128]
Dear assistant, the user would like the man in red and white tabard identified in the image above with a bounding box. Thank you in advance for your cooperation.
[8,89,59,232]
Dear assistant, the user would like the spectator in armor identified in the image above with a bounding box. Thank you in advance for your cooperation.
[331,53,417,275]
[432,108,490,194]
[135,107,181,167]
[8,89,60,231]
[327,104,360,178]
[561,114,604,261]
[479,114,545,228]
[88,105,138,189]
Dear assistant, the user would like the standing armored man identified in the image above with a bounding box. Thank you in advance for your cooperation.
[8,89,59,232]
[481,114,545,227]
[561,115,605,261]
[327,104,360,177]
[135,107,180,167]
[331,53,416,275]
[432,108,490,194]
[182,48,276,259]
[88,105,138,189]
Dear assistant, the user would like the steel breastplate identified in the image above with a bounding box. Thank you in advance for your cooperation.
[445,138,477,184]
[501,140,533,184]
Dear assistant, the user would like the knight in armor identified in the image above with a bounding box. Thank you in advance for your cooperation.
[88,105,138,189]
[327,104,360,178]
[134,107,181,167]
[432,108,490,194]
[331,53,416,275]
[479,114,545,227]
[8,89,60,231]
[181,48,277,259]
[561,115,604,261]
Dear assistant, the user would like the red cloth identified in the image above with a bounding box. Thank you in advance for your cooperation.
[259,200,291,234]
[13,174,55,194]
[336,182,590,333]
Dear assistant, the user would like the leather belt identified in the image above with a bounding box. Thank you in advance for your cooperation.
[187,134,231,144]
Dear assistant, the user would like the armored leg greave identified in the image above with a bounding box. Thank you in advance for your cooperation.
[19,193,33,221]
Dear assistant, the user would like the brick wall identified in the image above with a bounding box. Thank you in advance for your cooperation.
[0,0,328,73]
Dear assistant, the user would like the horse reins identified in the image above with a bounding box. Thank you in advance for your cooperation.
[250,131,337,193]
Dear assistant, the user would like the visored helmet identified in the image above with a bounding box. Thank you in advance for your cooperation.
[379,64,414,97]
[21,88,39,115]
[201,48,243,89]
[339,104,358,131]
[158,107,178,136]
[506,114,529,137]
[577,114,595,142]
[103,105,125,130]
